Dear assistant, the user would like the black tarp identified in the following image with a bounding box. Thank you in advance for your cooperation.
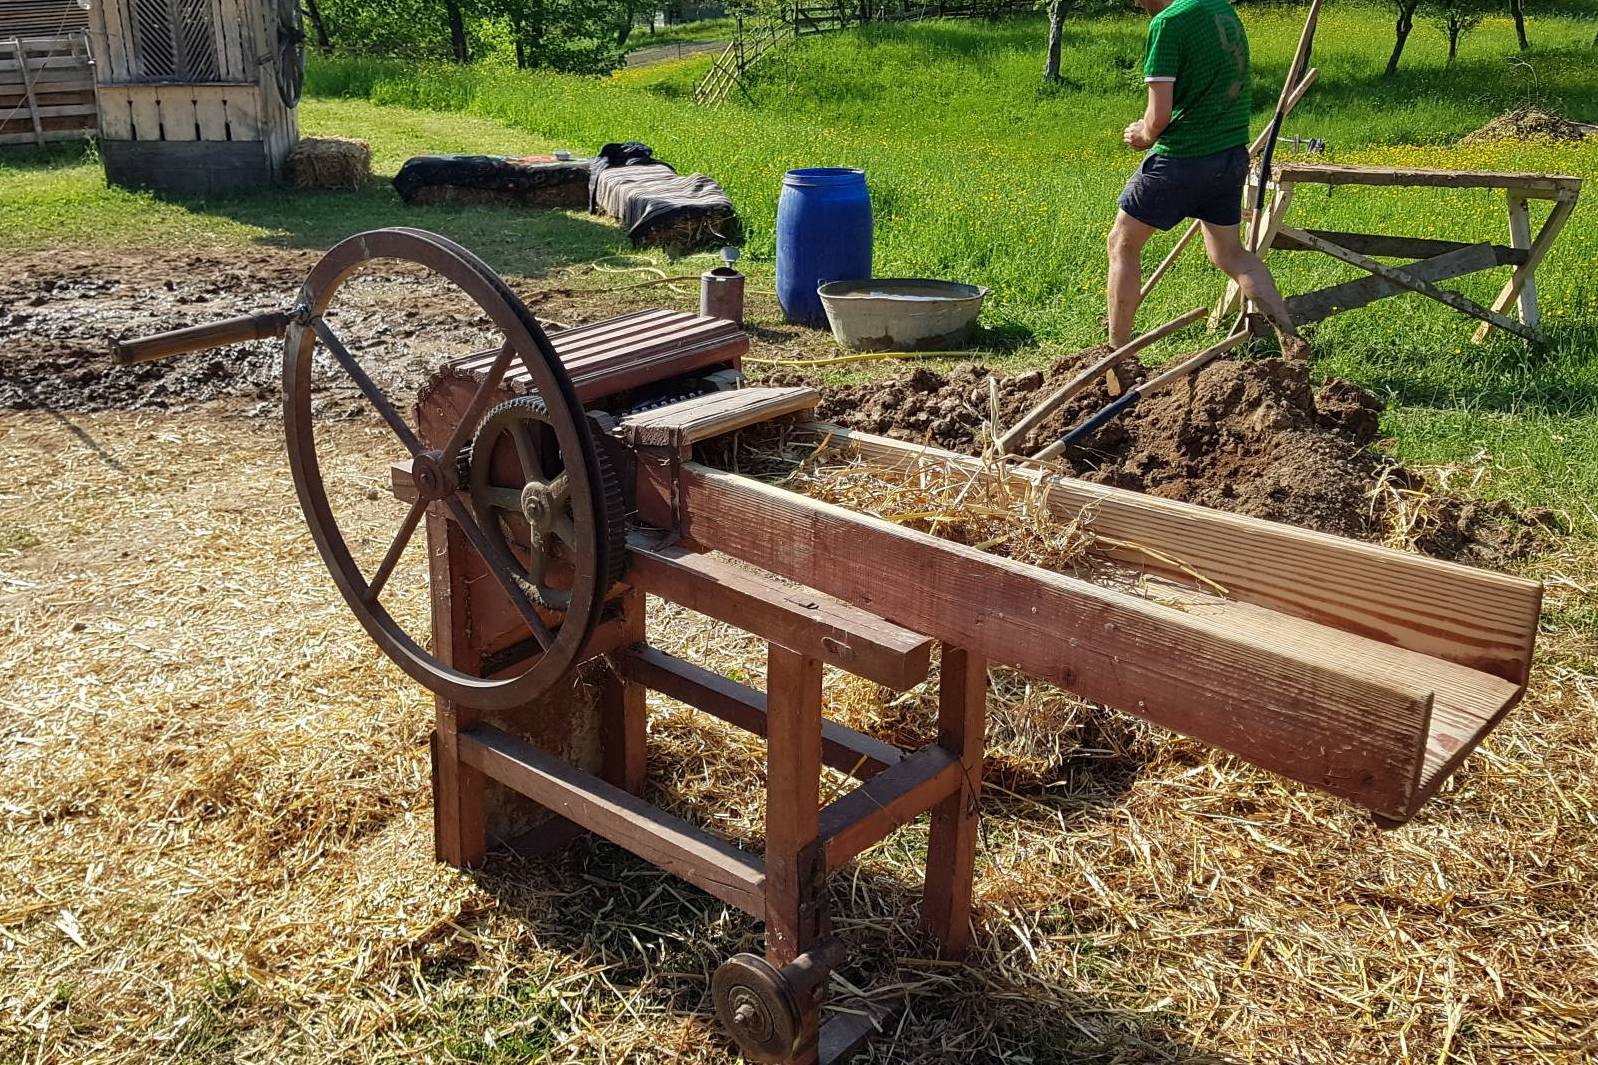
[392,155,592,208]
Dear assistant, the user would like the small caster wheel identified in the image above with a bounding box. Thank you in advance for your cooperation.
[712,940,847,1063]
[713,953,803,1063]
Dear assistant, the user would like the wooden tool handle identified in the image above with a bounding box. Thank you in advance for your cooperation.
[998,307,1207,454]
[110,310,292,365]
[1136,329,1248,394]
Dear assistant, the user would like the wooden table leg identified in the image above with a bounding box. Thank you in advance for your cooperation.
[428,512,487,868]
[1470,188,1572,342]
[765,644,826,1064]
[600,588,648,795]
[1504,193,1538,329]
[922,645,986,959]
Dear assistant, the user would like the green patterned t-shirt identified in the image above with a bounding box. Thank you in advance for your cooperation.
[1142,0,1251,157]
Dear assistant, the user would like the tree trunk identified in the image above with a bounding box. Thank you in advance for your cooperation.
[1043,0,1064,83]
[1384,2,1415,76]
[510,9,527,68]
[1447,16,1460,62]
[444,0,469,62]
[1511,0,1528,50]
[301,0,332,53]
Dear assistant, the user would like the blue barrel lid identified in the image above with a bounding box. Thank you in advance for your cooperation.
[783,167,866,187]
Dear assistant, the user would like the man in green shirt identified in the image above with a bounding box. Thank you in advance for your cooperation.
[1108,0,1306,357]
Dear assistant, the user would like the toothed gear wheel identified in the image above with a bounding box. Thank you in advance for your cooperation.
[467,395,626,612]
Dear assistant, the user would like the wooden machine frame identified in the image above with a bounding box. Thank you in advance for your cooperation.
[413,352,1543,1063]
[111,227,1545,1063]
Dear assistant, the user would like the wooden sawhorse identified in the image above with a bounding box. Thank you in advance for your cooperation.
[1217,162,1581,344]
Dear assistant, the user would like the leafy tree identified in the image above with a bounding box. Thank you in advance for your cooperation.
[1433,0,1487,63]
[318,0,473,58]
[1384,0,1421,75]
[301,0,333,52]
[482,0,626,72]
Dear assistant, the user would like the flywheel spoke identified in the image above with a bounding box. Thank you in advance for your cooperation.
[509,423,540,478]
[441,343,512,466]
[486,487,523,512]
[523,536,549,583]
[312,318,422,456]
[443,494,556,650]
[364,495,427,605]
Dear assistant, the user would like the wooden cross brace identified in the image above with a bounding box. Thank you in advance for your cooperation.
[1217,164,1581,345]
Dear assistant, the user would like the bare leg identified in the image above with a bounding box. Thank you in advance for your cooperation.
[1107,210,1157,349]
[1199,221,1309,359]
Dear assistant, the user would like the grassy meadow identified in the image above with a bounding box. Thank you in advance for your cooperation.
[4,4,1595,528]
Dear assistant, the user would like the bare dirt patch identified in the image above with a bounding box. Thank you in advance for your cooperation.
[0,247,623,417]
[782,351,1553,566]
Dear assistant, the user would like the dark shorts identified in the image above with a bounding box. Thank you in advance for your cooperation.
[1118,144,1249,231]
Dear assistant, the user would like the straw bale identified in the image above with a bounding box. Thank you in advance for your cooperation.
[2,409,1596,1064]
[286,137,373,191]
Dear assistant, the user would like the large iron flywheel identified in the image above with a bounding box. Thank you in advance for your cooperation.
[282,227,615,710]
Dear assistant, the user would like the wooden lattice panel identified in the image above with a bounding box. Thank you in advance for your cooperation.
[128,0,221,82]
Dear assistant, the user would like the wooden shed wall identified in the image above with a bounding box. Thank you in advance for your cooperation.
[87,0,297,187]
[0,33,97,146]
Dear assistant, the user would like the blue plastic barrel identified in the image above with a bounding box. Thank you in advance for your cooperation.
[776,168,872,326]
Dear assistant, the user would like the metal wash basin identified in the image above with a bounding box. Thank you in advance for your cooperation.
[818,278,989,352]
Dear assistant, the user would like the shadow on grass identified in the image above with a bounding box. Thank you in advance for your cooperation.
[192,182,634,279]
[1312,322,1598,418]
[0,140,97,172]
[454,817,1205,1064]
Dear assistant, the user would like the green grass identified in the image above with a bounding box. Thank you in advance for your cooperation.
[0,101,635,276]
[3,4,1597,530]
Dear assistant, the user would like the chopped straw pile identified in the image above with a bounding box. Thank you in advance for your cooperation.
[286,136,373,190]
[3,409,1597,1064]
[1459,108,1591,146]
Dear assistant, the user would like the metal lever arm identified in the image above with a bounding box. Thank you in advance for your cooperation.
[110,310,292,365]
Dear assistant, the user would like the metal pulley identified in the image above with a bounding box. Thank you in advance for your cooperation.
[711,939,847,1062]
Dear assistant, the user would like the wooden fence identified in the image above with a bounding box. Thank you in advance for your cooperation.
[0,33,97,146]
[694,0,1034,105]
[693,16,790,107]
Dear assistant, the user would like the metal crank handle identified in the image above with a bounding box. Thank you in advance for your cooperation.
[110,310,293,365]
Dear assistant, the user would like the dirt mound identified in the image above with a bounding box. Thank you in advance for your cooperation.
[786,351,1550,566]
[1460,108,1590,145]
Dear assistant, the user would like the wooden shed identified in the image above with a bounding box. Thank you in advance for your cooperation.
[85,0,302,195]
